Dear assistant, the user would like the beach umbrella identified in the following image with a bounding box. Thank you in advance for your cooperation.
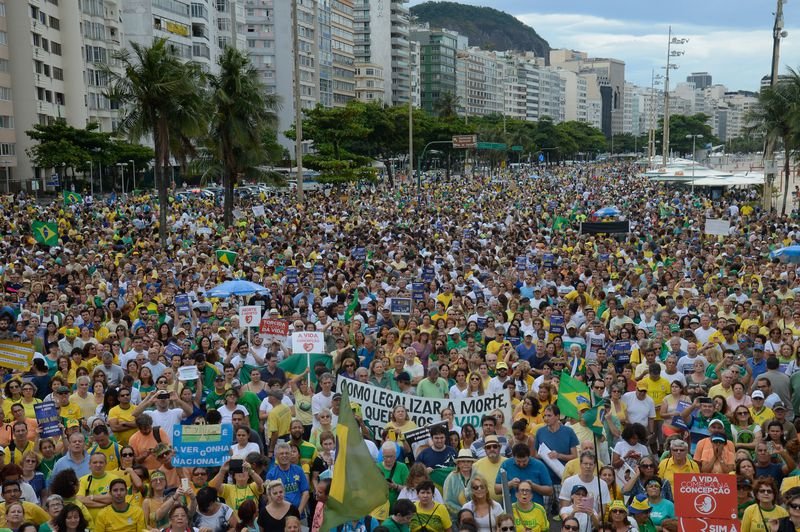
[205,279,269,298]
[770,246,800,264]
[594,206,621,217]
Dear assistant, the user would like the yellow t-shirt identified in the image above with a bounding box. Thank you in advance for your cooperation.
[644,377,671,420]
[108,405,137,445]
[741,503,788,531]
[781,475,800,494]
[411,502,452,532]
[89,441,122,472]
[60,402,84,424]
[473,457,503,502]
[79,472,120,521]
[94,502,146,532]
[267,403,292,439]
[750,406,775,426]
[3,440,35,466]
[511,502,549,532]
[71,392,99,420]
[658,457,699,485]
[0,501,50,526]
[219,482,263,511]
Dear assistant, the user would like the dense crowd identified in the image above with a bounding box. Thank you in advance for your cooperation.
[0,163,798,532]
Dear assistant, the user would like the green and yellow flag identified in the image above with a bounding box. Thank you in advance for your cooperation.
[215,249,238,266]
[63,191,82,206]
[321,383,388,532]
[553,216,570,231]
[582,404,606,437]
[343,288,359,324]
[556,373,591,420]
[32,221,58,246]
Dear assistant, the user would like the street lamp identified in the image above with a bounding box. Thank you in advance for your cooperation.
[86,160,93,196]
[116,162,125,193]
[686,134,703,194]
[662,26,689,165]
[129,159,135,192]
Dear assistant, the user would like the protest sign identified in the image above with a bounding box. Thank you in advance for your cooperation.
[0,341,34,371]
[704,218,730,236]
[542,253,554,268]
[313,264,325,281]
[671,400,692,431]
[260,318,289,337]
[286,267,298,284]
[178,365,200,381]
[165,342,184,357]
[171,424,233,467]
[402,421,449,446]
[338,378,512,437]
[252,205,265,217]
[353,247,366,261]
[390,298,412,315]
[674,473,737,520]
[516,256,527,271]
[412,282,425,302]
[422,266,435,282]
[34,402,62,438]
[292,331,324,354]
[549,314,564,335]
[175,294,191,315]
[676,518,739,532]
[239,306,261,328]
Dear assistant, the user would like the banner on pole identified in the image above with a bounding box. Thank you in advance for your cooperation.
[171,424,233,467]
[239,306,261,328]
[337,378,512,437]
[704,218,731,236]
[260,318,289,337]
[674,473,737,520]
[292,331,324,354]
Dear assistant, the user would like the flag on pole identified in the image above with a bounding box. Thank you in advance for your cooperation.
[320,384,388,532]
[582,405,606,437]
[63,191,82,206]
[343,288,359,324]
[552,216,570,231]
[556,373,591,420]
[31,221,58,246]
[276,354,332,384]
[215,249,238,266]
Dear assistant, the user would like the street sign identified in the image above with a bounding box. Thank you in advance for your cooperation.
[47,174,60,187]
[476,142,507,150]
[452,135,477,149]
[511,145,523,152]
[674,473,737,520]
[538,154,545,163]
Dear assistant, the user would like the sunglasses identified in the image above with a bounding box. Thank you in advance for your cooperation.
[500,527,515,532]
[790,503,800,510]
[759,489,774,494]
[121,453,134,458]
[470,485,484,490]
[611,509,626,514]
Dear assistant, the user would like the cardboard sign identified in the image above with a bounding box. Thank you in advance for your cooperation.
[422,266,435,282]
[178,365,200,381]
[353,247,366,261]
[704,218,730,236]
[412,282,425,302]
[260,318,289,337]
[677,518,740,532]
[165,342,184,357]
[292,331,324,354]
[549,314,565,335]
[402,421,449,446]
[390,298,412,316]
[172,424,233,467]
[0,341,34,371]
[286,267,298,284]
[239,305,262,328]
[252,205,265,217]
[34,402,62,438]
[674,473,737,520]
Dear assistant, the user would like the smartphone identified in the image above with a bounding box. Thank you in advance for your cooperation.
[181,478,190,491]
[229,459,243,473]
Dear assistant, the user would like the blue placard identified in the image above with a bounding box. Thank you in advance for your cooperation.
[313,265,325,281]
[35,402,62,439]
[175,294,191,315]
[463,229,474,239]
[611,340,632,369]
[422,266,435,282]
[516,256,527,271]
[390,298,412,315]
[165,342,183,356]
[671,400,692,431]
[171,424,233,467]
[549,314,565,335]
[286,267,299,284]
[543,253,555,268]
[412,282,425,302]
[353,247,367,261]
[538,153,545,162]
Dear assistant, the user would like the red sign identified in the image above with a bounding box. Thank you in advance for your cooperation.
[259,318,289,337]
[678,518,740,532]
[674,473,737,520]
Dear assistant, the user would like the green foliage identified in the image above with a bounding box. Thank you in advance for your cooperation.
[410,1,550,58]
[556,121,608,156]
[655,113,718,154]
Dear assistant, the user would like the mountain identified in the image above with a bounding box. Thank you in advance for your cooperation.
[410,1,551,61]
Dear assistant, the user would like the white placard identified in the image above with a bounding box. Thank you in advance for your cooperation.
[292,331,325,354]
[239,305,262,328]
[252,205,266,217]
[704,218,731,236]
[177,365,199,381]
[537,442,565,477]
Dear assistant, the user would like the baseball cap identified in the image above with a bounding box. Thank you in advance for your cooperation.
[56,386,71,394]
[448,327,461,335]
[571,485,588,495]
[752,390,765,399]
[496,362,508,370]
[711,435,727,443]
[394,371,411,382]
[708,419,725,428]
[773,401,787,411]
[629,493,652,515]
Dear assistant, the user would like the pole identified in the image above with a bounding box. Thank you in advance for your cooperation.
[99,161,103,195]
[691,136,696,194]
[662,27,672,166]
[130,159,136,192]
[88,160,93,197]
[764,0,785,211]
[292,0,304,202]
[3,161,8,194]
[409,102,413,187]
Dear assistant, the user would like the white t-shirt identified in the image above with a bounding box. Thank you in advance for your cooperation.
[559,474,610,514]
[217,404,248,425]
[230,442,260,458]
[147,408,186,444]
[621,392,656,427]
[311,391,333,427]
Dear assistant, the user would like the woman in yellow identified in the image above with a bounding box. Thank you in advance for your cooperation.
[0,380,22,422]
[510,480,549,532]
[17,382,41,419]
[208,458,264,511]
[741,477,787,531]
[115,446,143,506]
[513,395,543,436]
[383,404,417,458]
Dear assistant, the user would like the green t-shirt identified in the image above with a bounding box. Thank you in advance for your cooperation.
[205,389,226,410]
[378,460,409,513]
[381,518,410,532]
[416,378,448,399]
[237,391,262,432]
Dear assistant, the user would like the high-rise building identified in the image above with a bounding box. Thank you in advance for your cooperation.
[457,47,503,117]
[410,25,459,114]
[686,72,712,90]
[353,0,410,105]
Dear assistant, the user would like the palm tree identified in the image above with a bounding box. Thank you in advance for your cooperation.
[433,92,461,119]
[208,46,279,227]
[746,71,800,214]
[105,38,207,246]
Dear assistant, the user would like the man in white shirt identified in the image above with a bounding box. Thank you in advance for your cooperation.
[693,315,717,346]
[662,355,687,387]
[621,384,656,434]
[131,390,192,444]
[121,337,148,368]
[486,362,511,394]
[311,373,335,428]
[677,343,709,376]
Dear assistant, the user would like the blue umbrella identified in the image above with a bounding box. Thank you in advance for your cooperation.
[205,279,269,298]
[770,246,800,263]
[594,206,621,217]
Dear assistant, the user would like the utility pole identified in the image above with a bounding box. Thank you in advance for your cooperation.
[765,0,787,211]
[292,0,304,201]
[129,159,135,192]
[662,27,687,166]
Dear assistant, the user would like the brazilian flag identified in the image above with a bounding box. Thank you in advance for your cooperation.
[32,221,58,246]
[63,191,82,206]
[321,384,388,532]
[557,373,591,420]
[215,249,238,266]
[343,288,359,324]
[278,354,332,384]
[582,405,606,437]
[553,216,570,231]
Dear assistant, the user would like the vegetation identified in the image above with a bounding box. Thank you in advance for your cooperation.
[410,1,550,58]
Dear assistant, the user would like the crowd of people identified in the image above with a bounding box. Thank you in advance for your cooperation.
[0,162,798,532]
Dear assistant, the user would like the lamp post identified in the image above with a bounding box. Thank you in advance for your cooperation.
[116,162,125,193]
[648,70,663,168]
[129,159,135,192]
[87,160,93,196]
[764,0,788,211]
[686,134,703,194]
[662,26,688,165]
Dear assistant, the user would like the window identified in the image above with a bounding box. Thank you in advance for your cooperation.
[32,33,41,47]
[0,3,5,17]
[0,31,7,46]
[55,92,65,105]
[0,86,11,101]
[50,42,61,55]
[0,143,15,156]
[0,116,13,128]
[0,59,8,73]
[53,67,63,81]
[41,38,49,52]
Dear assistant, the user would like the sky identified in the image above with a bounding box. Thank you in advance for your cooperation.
[408,0,800,92]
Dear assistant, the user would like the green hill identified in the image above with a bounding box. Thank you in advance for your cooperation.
[410,1,551,60]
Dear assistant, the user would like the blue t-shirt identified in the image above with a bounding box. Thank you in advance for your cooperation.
[496,456,553,504]
[756,462,785,486]
[533,424,579,483]
[516,343,537,364]
[416,445,457,469]
[266,463,309,510]
[649,498,675,525]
